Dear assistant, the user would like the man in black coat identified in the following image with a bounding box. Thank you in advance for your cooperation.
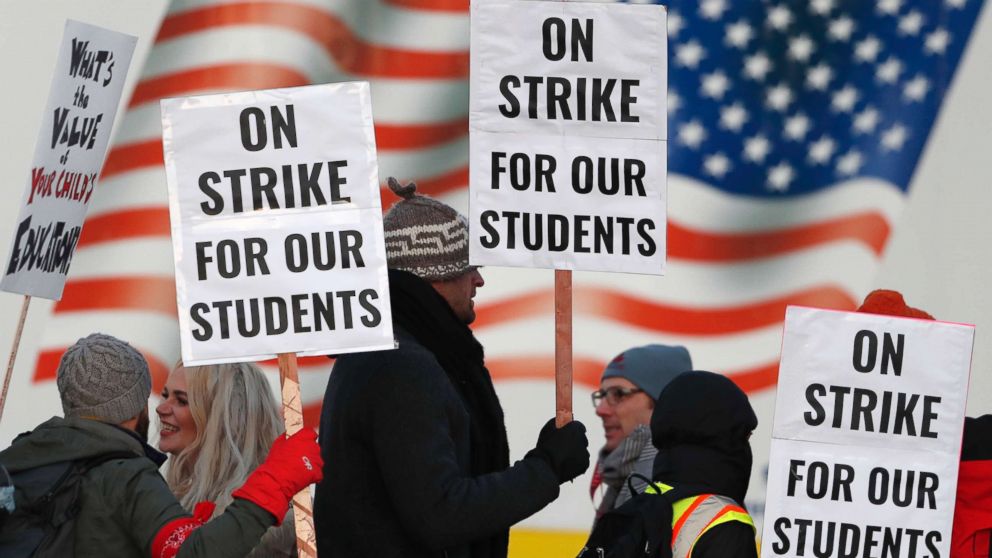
[314,178,590,558]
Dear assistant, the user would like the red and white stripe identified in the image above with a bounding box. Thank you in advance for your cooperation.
[34,0,900,424]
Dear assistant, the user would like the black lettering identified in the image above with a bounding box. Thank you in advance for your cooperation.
[637,219,656,256]
[620,79,639,122]
[263,296,288,334]
[291,293,311,333]
[251,167,279,210]
[340,230,365,268]
[270,104,297,149]
[804,383,826,426]
[337,290,356,329]
[542,18,567,61]
[328,160,350,203]
[499,76,520,118]
[359,289,382,327]
[853,330,878,372]
[239,107,267,151]
[480,210,500,249]
[213,300,233,339]
[771,518,790,554]
[235,298,261,337]
[881,333,904,376]
[285,234,308,272]
[190,303,212,341]
[198,172,224,215]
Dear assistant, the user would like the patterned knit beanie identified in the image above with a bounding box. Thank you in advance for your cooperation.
[56,333,152,424]
[383,177,473,281]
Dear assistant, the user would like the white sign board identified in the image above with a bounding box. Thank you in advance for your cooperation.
[761,306,974,558]
[1,20,136,300]
[161,83,394,366]
[469,0,667,274]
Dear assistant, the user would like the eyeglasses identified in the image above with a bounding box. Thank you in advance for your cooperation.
[591,387,644,407]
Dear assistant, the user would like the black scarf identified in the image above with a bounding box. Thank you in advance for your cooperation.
[388,269,510,476]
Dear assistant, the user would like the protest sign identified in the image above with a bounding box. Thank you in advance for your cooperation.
[1,20,136,300]
[761,306,974,558]
[469,0,667,275]
[161,82,393,366]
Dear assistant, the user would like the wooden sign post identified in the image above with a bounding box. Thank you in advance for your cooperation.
[277,352,317,558]
[0,296,31,424]
[555,271,573,428]
[468,0,669,430]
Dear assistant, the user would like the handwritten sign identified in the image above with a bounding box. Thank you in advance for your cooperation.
[1,20,136,300]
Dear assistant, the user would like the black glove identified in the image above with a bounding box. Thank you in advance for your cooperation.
[526,418,590,483]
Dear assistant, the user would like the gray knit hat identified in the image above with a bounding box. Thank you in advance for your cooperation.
[601,344,693,400]
[383,177,473,281]
[56,333,152,424]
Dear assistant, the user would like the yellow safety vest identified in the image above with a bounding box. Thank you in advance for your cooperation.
[644,483,755,558]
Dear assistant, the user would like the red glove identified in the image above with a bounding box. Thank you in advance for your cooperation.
[151,501,216,558]
[231,428,323,524]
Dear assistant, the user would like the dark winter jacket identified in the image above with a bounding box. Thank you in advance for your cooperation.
[314,270,560,558]
[0,416,274,558]
[953,415,992,558]
[650,371,759,558]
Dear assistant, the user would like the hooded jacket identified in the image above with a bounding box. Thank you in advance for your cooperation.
[650,371,759,558]
[0,416,274,558]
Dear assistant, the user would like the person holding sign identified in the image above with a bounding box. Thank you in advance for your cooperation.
[855,290,992,558]
[157,362,296,557]
[315,179,590,558]
[0,334,322,558]
[590,344,692,518]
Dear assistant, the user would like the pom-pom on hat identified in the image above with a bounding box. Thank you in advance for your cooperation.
[856,289,934,320]
[382,177,473,281]
[56,333,152,424]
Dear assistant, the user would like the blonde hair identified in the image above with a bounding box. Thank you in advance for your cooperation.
[165,362,283,515]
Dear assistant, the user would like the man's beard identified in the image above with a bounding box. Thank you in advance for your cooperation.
[134,408,150,441]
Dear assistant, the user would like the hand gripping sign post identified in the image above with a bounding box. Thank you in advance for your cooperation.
[761,307,974,558]
[161,82,394,557]
[470,0,667,425]
[0,20,136,424]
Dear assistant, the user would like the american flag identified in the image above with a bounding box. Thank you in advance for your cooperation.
[27,0,985,531]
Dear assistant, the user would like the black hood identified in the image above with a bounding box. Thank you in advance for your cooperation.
[650,371,757,503]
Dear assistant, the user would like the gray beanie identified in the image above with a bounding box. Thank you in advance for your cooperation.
[382,177,473,281]
[601,344,693,400]
[56,333,152,424]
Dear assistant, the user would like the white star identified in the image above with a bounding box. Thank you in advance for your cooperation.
[744,135,771,163]
[676,41,707,69]
[700,0,728,20]
[877,0,902,15]
[853,107,881,134]
[926,29,951,54]
[789,35,816,62]
[668,12,686,38]
[744,53,773,80]
[767,162,795,191]
[832,85,859,113]
[876,58,903,84]
[904,75,930,101]
[946,0,967,8]
[704,153,732,179]
[881,124,909,151]
[899,11,925,35]
[720,103,749,132]
[808,136,837,164]
[768,5,793,30]
[725,20,753,49]
[806,64,834,90]
[668,91,682,114]
[829,17,856,41]
[678,120,707,149]
[811,0,835,15]
[767,84,794,112]
[837,150,864,176]
[701,71,731,99]
[784,113,812,140]
[855,36,883,63]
